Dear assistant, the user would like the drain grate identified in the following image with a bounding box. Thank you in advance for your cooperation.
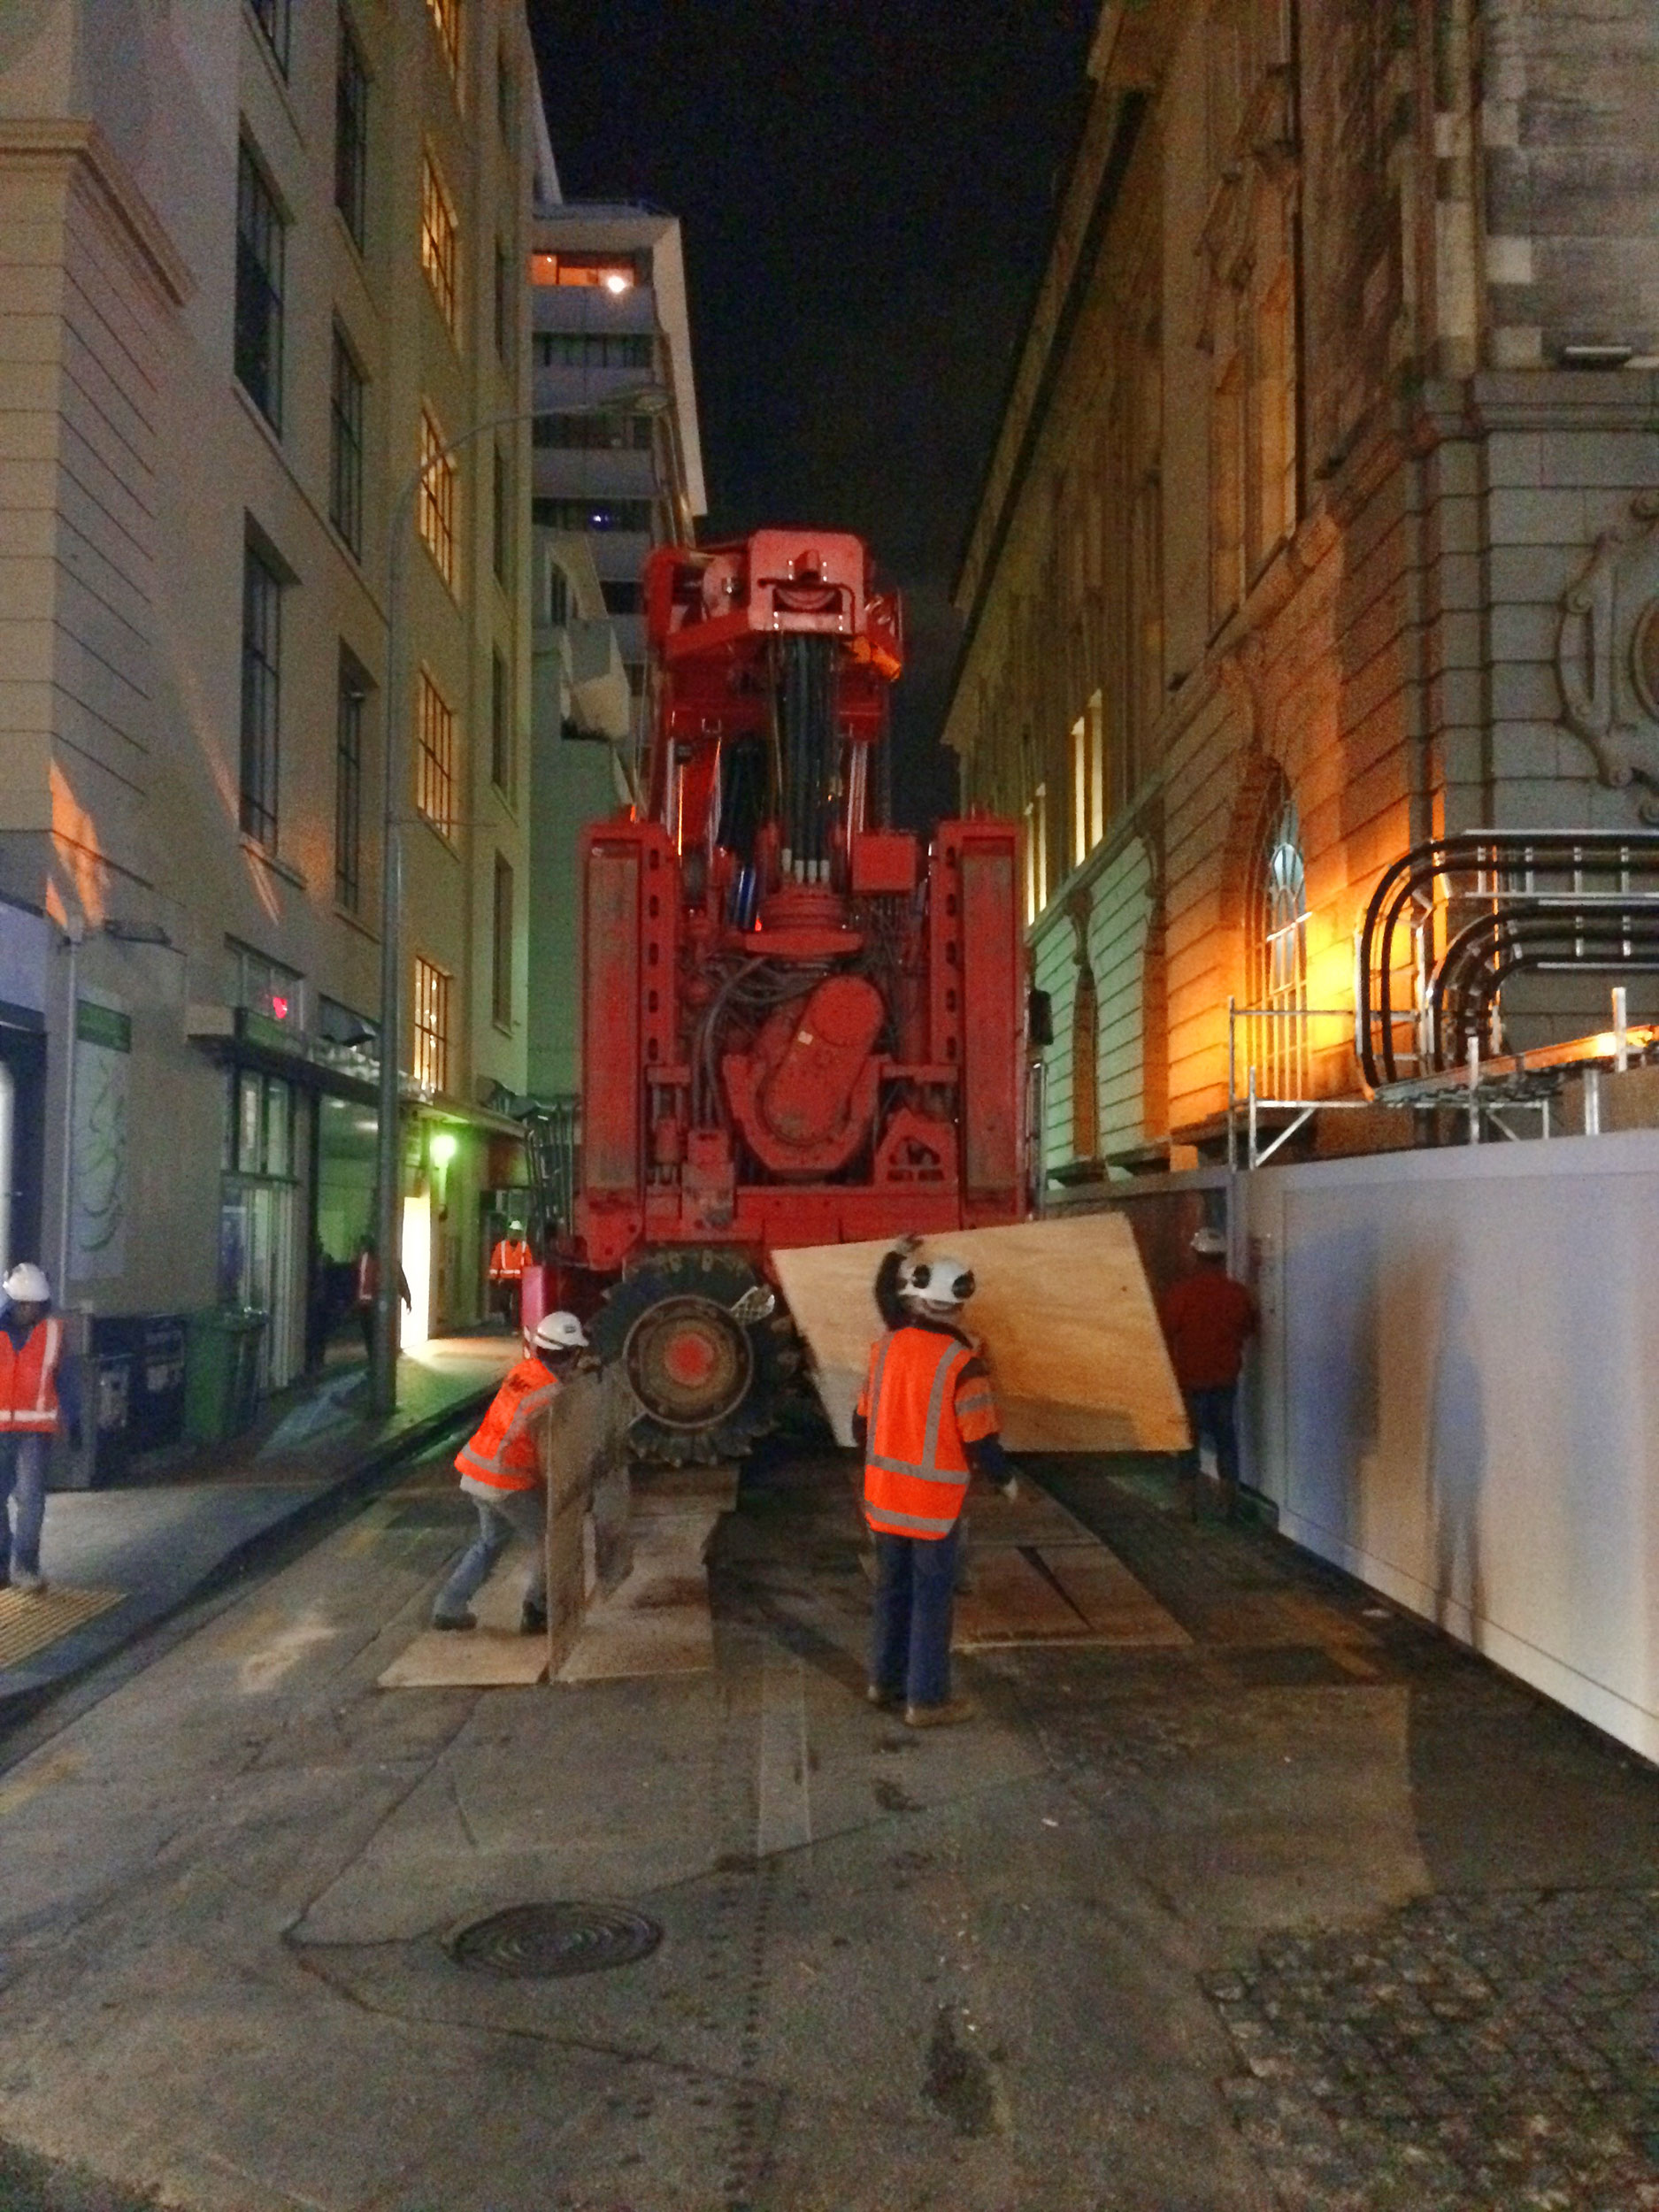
[450,1901,663,1978]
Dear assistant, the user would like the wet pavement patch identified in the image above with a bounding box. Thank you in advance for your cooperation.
[923,2004,999,2138]
[449,1901,664,1978]
[1206,1886,1659,2209]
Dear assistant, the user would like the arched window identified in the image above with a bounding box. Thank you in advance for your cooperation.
[1246,788,1307,1098]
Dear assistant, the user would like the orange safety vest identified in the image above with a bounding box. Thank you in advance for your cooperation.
[0,1317,64,1433]
[455,1356,561,1493]
[856,1325,1000,1540]
[489,1239,531,1281]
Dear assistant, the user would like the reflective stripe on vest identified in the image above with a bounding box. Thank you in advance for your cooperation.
[455,1358,560,1491]
[860,1328,972,1540]
[0,1317,63,1432]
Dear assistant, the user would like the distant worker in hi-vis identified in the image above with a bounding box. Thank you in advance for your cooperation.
[0,1263,80,1594]
[488,1219,533,1329]
[854,1248,1017,1729]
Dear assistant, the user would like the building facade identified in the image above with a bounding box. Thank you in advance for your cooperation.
[0,0,541,1423]
[945,0,1659,1193]
[524,195,705,1107]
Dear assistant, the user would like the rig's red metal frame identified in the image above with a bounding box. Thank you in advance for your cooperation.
[564,528,1025,1292]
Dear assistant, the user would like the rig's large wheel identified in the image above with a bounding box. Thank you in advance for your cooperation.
[592,1249,800,1464]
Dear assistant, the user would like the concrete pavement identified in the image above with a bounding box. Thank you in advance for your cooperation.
[0,1435,1651,2209]
[0,1335,511,1724]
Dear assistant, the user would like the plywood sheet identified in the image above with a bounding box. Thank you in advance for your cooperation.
[1039,1548,1191,1647]
[962,1484,1098,1549]
[557,1517,719,1682]
[378,1625,549,1689]
[951,1549,1090,1647]
[774,1216,1187,1453]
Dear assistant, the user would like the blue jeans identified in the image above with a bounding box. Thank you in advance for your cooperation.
[870,1523,961,1710]
[433,1484,546,1623]
[0,1433,50,1579]
[1183,1386,1240,1489]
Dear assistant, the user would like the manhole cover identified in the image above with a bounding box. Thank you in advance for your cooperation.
[450,1902,663,1978]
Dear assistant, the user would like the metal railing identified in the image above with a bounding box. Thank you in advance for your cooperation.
[1225,1000,1376,1169]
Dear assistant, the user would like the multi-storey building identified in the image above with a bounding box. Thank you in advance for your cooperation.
[0,0,541,1412]
[945,0,1659,1190]
[523,194,705,1107]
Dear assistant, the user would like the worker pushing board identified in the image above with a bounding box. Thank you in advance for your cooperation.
[773,1214,1188,1455]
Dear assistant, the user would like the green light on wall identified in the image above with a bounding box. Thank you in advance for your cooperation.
[429,1131,458,1166]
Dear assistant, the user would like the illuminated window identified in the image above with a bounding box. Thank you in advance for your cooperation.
[412,956,451,1094]
[420,154,457,330]
[1253,259,1297,565]
[528,251,639,292]
[490,647,511,792]
[1247,790,1308,1099]
[415,669,457,838]
[1069,700,1107,869]
[426,0,460,77]
[229,940,303,1031]
[417,410,456,586]
[1023,784,1049,926]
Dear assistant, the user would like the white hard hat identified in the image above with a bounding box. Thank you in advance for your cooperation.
[901,1254,976,1310]
[534,1310,588,1352]
[1190,1226,1228,1257]
[2,1263,50,1304]
[509,1220,524,1233]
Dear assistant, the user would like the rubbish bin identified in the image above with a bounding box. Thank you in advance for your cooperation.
[184,1308,269,1445]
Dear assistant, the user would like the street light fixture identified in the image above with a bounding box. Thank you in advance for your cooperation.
[370,386,668,1414]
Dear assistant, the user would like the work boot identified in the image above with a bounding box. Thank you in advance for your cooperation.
[904,1696,976,1730]
[520,1598,549,1636]
[11,1568,45,1594]
[431,1610,476,1632]
[865,1683,902,1710]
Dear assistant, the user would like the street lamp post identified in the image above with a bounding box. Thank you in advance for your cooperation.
[369,387,669,1416]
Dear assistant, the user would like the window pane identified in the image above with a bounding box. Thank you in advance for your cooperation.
[531,496,654,534]
[418,410,456,587]
[415,669,456,837]
[492,854,513,1026]
[329,326,365,554]
[235,143,284,429]
[420,155,457,331]
[335,650,365,910]
[240,543,281,849]
[412,956,451,1093]
[334,11,369,247]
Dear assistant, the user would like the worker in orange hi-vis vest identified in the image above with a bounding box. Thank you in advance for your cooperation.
[488,1219,533,1328]
[0,1263,81,1595]
[431,1310,588,1635]
[853,1247,1018,1730]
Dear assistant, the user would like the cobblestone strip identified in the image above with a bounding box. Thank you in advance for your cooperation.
[1204,1888,1659,2211]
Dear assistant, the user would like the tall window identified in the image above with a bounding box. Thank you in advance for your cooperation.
[412,956,451,1094]
[418,410,456,587]
[1252,258,1298,565]
[493,235,509,357]
[334,649,366,912]
[1247,789,1309,1099]
[492,442,510,587]
[240,541,282,849]
[234,142,285,430]
[1023,783,1049,926]
[492,853,514,1027]
[415,669,457,838]
[543,556,571,627]
[334,9,369,248]
[420,154,457,331]
[250,0,290,74]
[329,326,365,556]
[426,0,460,77]
[1068,694,1107,870]
[490,647,511,792]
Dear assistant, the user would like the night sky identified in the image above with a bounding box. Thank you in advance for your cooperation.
[527,1,1099,832]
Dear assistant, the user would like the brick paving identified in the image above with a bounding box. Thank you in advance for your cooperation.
[1208,1888,1659,2212]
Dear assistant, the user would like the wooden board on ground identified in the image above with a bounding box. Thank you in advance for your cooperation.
[951,1542,1191,1652]
[0,1586,122,1668]
[773,1216,1187,1454]
[557,1511,721,1682]
[963,1483,1097,1549]
[1037,1547,1192,1647]
[378,1543,549,1688]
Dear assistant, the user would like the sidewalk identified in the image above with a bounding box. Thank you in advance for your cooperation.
[0,1333,514,1722]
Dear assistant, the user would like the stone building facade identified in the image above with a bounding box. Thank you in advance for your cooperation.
[0,0,541,1408]
[944,0,1659,1189]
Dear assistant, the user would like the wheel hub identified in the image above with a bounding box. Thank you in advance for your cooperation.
[624,1295,753,1430]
